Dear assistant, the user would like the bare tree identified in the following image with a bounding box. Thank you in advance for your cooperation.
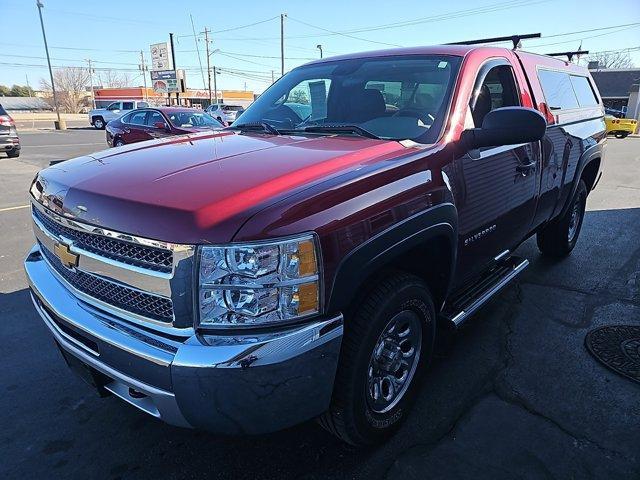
[587,50,634,69]
[97,69,132,88]
[40,67,90,113]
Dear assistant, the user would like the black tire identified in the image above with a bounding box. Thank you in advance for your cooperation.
[114,138,125,147]
[93,117,105,130]
[537,180,587,257]
[614,132,628,139]
[7,150,20,158]
[319,272,436,445]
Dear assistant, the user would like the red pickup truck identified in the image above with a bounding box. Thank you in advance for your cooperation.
[25,44,605,445]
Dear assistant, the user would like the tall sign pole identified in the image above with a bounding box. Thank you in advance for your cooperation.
[204,28,212,104]
[36,0,64,129]
[280,13,286,77]
[169,33,178,105]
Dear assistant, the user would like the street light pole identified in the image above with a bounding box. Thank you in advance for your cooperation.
[213,66,218,104]
[317,44,323,59]
[36,0,64,129]
[204,27,212,105]
[280,13,286,77]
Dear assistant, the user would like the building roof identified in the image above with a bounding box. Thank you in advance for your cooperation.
[0,96,51,111]
[589,69,640,99]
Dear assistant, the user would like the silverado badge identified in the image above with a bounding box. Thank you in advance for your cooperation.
[53,242,79,269]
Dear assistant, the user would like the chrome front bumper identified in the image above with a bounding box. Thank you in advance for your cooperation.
[25,244,343,434]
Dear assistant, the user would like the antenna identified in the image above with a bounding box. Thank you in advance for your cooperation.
[447,33,541,49]
[546,50,590,62]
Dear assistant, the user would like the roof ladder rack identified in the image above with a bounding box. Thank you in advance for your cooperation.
[546,50,590,62]
[447,33,541,49]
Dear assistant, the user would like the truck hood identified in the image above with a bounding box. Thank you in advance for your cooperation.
[32,131,409,243]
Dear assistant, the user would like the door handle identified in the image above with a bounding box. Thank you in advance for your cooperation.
[516,159,536,175]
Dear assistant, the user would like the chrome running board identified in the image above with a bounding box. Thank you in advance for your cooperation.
[442,256,529,329]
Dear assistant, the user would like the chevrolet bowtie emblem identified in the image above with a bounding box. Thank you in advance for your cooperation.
[53,242,79,269]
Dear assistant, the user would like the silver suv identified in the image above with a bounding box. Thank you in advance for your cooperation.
[89,101,149,129]
[205,104,244,124]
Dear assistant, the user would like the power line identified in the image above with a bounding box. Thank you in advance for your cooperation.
[286,17,403,48]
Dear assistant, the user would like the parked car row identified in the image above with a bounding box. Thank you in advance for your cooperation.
[105,107,224,146]
[89,101,150,129]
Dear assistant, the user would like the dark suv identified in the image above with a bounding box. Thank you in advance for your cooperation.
[25,44,604,445]
[0,104,20,158]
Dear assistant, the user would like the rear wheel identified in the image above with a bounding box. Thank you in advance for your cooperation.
[537,180,587,257]
[93,117,105,130]
[615,132,628,139]
[7,150,20,158]
[319,272,436,445]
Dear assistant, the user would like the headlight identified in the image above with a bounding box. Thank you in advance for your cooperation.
[197,234,321,329]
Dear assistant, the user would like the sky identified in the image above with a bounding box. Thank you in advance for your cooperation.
[1,0,639,94]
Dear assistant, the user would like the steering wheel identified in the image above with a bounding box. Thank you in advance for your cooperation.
[392,108,434,125]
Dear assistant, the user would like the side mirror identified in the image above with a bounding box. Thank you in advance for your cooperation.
[113,109,120,113]
[154,121,168,131]
[461,107,546,150]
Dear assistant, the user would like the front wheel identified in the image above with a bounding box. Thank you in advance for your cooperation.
[319,272,436,445]
[114,138,125,147]
[537,180,587,257]
[93,117,105,129]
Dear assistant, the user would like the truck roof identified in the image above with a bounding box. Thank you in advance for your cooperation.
[303,45,591,75]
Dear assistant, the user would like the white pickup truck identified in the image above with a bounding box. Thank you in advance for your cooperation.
[89,101,149,129]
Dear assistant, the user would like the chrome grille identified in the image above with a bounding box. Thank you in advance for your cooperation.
[40,242,174,322]
[32,206,173,273]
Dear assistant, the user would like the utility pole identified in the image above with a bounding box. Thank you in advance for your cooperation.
[169,33,178,105]
[139,50,148,101]
[86,58,96,109]
[36,0,64,129]
[280,13,286,77]
[317,44,323,58]
[204,27,212,105]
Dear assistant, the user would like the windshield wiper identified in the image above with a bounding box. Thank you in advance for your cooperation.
[225,122,280,135]
[299,124,379,139]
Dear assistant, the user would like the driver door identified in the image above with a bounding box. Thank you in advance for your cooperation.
[446,59,541,283]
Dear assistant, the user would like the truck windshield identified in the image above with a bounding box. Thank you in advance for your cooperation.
[237,55,461,143]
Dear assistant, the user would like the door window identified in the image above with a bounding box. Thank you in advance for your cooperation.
[569,75,598,107]
[107,102,121,111]
[122,102,135,110]
[537,70,579,111]
[471,65,520,126]
[146,111,166,127]
[128,110,147,125]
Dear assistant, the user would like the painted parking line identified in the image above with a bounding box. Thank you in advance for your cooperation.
[0,204,30,213]
[22,143,105,148]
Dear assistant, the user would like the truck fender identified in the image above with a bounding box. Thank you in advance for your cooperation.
[327,203,458,313]
[557,142,603,219]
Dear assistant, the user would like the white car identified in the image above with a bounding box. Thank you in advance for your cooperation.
[89,101,149,129]
[205,104,244,125]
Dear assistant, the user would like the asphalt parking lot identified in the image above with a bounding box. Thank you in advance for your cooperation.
[1,130,639,479]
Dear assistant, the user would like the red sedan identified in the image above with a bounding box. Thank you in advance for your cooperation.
[105,107,223,147]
